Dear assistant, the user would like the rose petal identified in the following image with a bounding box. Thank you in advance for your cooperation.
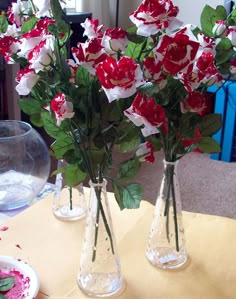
[0,226,9,231]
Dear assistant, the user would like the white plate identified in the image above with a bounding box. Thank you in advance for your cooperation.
[0,256,40,298]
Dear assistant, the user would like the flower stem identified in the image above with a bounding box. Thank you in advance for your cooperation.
[163,162,180,251]
[164,167,171,242]
[69,186,72,210]
[92,182,115,262]
[92,188,101,262]
[170,171,180,252]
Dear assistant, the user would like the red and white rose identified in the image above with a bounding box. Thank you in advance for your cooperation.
[35,0,51,18]
[177,51,222,92]
[51,93,75,126]
[136,141,155,163]
[15,67,39,95]
[81,18,104,39]
[101,28,128,54]
[66,59,79,83]
[230,58,236,75]
[124,93,166,137]
[28,37,55,73]
[72,38,108,75]
[7,0,27,27]
[227,26,236,47]
[19,19,55,57]
[96,56,144,102]
[129,0,180,37]
[143,56,167,88]
[0,35,21,63]
[180,91,208,115]
[212,20,227,37]
[154,27,199,75]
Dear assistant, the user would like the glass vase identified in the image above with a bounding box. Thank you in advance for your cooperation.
[78,179,124,298]
[146,160,187,269]
[52,159,87,221]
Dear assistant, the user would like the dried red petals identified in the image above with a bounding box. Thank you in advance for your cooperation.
[0,269,30,299]
[0,226,9,231]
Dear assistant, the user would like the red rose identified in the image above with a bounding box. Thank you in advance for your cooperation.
[124,93,166,137]
[181,127,202,152]
[101,28,128,53]
[0,35,21,62]
[96,56,144,102]
[72,38,108,75]
[180,91,209,115]
[155,27,199,75]
[129,0,179,37]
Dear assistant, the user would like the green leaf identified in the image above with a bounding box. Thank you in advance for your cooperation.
[201,5,227,36]
[215,38,234,65]
[89,147,106,165]
[0,15,9,33]
[138,82,161,97]
[199,114,222,136]
[0,276,14,292]
[0,294,7,299]
[122,183,143,209]
[58,57,72,82]
[146,136,162,151]
[30,113,44,127]
[64,164,87,186]
[228,8,236,26]
[179,113,201,139]
[50,0,67,23]
[51,137,75,159]
[124,41,146,60]
[75,66,91,87]
[56,20,70,35]
[198,136,221,153]
[117,158,141,181]
[47,23,59,37]
[112,182,125,210]
[126,27,146,44]
[21,16,39,33]
[18,98,42,115]
[119,132,141,153]
[62,149,83,165]
[41,111,68,139]
[102,100,122,122]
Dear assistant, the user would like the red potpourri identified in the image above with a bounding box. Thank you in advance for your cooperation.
[0,269,30,299]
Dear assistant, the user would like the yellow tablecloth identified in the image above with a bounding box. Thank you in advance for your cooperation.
[0,189,236,299]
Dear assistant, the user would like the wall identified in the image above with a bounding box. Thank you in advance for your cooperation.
[168,0,229,27]
[118,0,230,28]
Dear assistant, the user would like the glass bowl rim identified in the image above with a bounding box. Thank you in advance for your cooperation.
[0,120,33,140]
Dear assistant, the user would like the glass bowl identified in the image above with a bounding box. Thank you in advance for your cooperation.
[0,120,51,210]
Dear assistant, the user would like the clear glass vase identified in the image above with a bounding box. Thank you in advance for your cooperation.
[52,159,87,221]
[146,160,187,269]
[78,179,124,298]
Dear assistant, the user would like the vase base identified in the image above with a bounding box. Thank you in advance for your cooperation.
[53,206,87,221]
[78,272,124,298]
[146,247,188,269]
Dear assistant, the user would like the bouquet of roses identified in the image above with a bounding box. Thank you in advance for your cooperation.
[1,0,236,252]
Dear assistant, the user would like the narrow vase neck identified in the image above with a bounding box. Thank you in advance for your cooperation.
[163,160,179,167]
[89,178,107,188]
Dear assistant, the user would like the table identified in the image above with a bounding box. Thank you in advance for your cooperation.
[0,189,236,299]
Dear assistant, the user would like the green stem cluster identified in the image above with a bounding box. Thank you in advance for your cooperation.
[69,113,120,262]
[163,162,180,252]
[160,116,180,252]
[92,183,115,262]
